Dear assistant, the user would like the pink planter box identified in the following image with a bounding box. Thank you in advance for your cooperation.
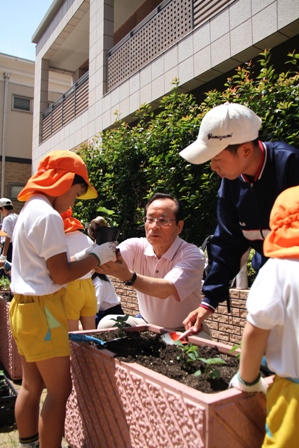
[65,325,273,448]
[0,296,22,380]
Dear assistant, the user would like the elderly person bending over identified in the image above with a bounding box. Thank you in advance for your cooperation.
[96,192,211,339]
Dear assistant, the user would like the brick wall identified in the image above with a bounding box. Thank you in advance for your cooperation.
[111,277,248,345]
[206,289,248,345]
[0,160,31,214]
[111,277,139,316]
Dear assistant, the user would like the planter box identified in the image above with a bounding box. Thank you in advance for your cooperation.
[65,325,273,448]
[0,372,18,432]
[0,295,22,380]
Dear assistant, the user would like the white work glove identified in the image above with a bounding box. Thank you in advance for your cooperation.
[0,254,7,261]
[90,241,117,265]
[74,242,117,266]
[229,371,267,394]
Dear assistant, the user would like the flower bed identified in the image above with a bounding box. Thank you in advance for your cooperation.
[65,325,273,448]
[0,295,22,380]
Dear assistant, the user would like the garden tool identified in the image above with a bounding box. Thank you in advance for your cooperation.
[69,333,123,346]
[160,331,190,345]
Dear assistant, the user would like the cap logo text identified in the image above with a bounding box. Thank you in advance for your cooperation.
[207,133,233,141]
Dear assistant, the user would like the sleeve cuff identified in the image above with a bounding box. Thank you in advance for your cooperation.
[200,302,216,313]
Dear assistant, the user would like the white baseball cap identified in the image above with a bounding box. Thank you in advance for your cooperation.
[0,198,12,207]
[179,103,262,164]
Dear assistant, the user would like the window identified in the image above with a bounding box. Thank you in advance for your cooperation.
[8,184,25,200]
[12,96,32,112]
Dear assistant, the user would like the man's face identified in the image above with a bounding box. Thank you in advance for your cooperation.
[210,147,247,180]
[145,198,184,253]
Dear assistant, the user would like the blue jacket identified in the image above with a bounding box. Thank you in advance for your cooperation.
[202,141,299,311]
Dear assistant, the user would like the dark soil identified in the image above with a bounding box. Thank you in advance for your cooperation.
[0,291,13,302]
[92,330,240,394]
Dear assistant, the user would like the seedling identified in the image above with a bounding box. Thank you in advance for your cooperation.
[110,314,131,337]
[176,341,226,378]
[0,275,10,290]
[230,342,242,359]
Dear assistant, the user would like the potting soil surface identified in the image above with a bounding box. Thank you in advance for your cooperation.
[93,330,240,393]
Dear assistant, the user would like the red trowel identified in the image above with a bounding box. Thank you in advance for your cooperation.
[161,327,194,345]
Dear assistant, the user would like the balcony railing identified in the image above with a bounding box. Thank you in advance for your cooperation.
[41,0,233,140]
[42,71,89,141]
[107,0,233,91]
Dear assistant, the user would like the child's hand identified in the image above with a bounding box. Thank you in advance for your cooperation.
[229,371,267,394]
[90,242,117,265]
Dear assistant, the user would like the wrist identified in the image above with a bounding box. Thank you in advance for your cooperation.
[237,371,261,386]
[123,272,137,286]
[89,252,101,266]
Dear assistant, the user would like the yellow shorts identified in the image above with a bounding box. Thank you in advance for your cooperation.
[262,375,299,447]
[64,278,97,320]
[9,289,70,362]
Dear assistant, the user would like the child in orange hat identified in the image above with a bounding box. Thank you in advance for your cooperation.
[9,150,117,448]
[230,185,299,447]
[61,208,97,331]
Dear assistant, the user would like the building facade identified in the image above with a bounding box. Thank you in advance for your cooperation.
[31,0,299,170]
[0,52,72,213]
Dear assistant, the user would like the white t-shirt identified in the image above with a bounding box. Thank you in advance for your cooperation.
[11,194,69,296]
[247,257,299,378]
[93,275,121,311]
[2,213,18,239]
[65,230,94,280]
[118,236,205,328]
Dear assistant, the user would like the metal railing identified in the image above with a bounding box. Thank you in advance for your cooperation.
[42,71,89,141]
[107,0,233,91]
[41,0,234,140]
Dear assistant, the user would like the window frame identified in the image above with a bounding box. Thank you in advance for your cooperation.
[8,184,26,200]
[12,95,32,113]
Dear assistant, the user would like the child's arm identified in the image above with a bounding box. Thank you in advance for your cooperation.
[229,321,270,393]
[47,242,117,284]
[239,321,270,383]
[47,252,98,284]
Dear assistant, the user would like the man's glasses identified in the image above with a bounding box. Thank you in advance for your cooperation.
[143,217,176,227]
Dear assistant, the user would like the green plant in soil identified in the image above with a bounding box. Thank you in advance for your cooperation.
[0,275,10,290]
[110,314,131,337]
[230,342,242,360]
[176,341,226,378]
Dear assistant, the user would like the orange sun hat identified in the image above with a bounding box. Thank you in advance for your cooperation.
[60,208,85,233]
[18,150,98,202]
[264,185,299,259]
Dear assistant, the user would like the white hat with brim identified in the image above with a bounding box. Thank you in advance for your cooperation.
[0,198,12,207]
[179,103,262,165]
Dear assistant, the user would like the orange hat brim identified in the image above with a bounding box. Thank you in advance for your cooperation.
[18,150,98,202]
